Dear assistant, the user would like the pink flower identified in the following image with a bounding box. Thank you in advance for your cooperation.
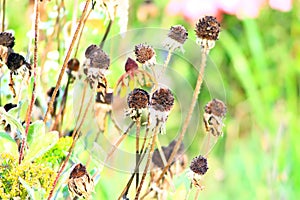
[269,0,292,12]
[166,0,293,22]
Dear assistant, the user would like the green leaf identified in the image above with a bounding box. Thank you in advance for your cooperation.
[0,132,19,157]
[19,177,46,200]
[0,108,25,138]
[27,120,45,147]
[24,131,59,162]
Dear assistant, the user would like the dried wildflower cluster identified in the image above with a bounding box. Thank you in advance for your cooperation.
[190,155,208,175]
[68,163,94,199]
[203,98,227,137]
[195,16,221,50]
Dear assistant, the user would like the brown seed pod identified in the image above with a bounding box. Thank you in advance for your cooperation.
[195,16,220,41]
[68,163,94,199]
[134,43,156,65]
[6,53,31,72]
[205,98,226,118]
[151,88,174,112]
[167,25,188,44]
[0,32,15,48]
[67,58,80,72]
[127,88,149,110]
[190,155,208,175]
[84,44,110,70]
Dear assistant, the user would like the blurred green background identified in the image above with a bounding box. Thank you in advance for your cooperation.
[1,0,299,199]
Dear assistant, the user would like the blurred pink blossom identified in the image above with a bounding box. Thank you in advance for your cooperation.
[166,0,293,22]
[269,0,292,11]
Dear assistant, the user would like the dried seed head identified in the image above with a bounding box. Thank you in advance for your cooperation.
[195,16,220,50]
[0,32,15,48]
[127,88,149,110]
[205,98,226,118]
[134,43,156,65]
[152,140,184,169]
[168,25,188,44]
[69,163,87,179]
[4,103,17,112]
[151,88,174,112]
[125,57,138,72]
[7,53,30,71]
[67,58,80,72]
[190,155,208,175]
[195,16,220,41]
[84,44,110,70]
[68,163,94,199]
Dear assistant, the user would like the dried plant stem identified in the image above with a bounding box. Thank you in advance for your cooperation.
[136,117,141,189]
[194,189,200,200]
[100,19,113,49]
[184,183,193,200]
[43,0,91,123]
[118,142,151,200]
[47,85,94,200]
[19,0,39,164]
[159,50,173,80]
[135,124,159,200]
[155,48,210,184]
[1,0,5,32]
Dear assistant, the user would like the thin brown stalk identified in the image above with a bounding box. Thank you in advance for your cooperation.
[47,86,94,200]
[19,0,39,164]
[2,0,5,32]
[135,117,141,189]
[43,0,91,123]
[100,19,113,49]
[194,189,200,200]
[154,48,210,185]
[118,143,150,200]
[135,122,159,200]
[92,121,135,180]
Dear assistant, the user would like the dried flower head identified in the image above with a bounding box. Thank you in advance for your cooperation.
[149,88,174,134]
[7,53,31,75]
[163,25,188,52]
[83,44,110,88]
[195,16,220,50]
[134,43,156,67]
[0,32,15,48]
[190,155,208,175]
[68,163,94,199]
[126,88,149,120]
[203,98,227,137]
[151,88,174,112]
[67,58,80,72]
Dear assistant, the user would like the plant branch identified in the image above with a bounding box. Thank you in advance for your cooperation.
[19,0,39,164]
[2,0,5,32]
[100,19,113,49]
[155,48,210,184]
[43,0,91,123]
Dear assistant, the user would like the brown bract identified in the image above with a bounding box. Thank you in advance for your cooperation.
[195,16,220,41]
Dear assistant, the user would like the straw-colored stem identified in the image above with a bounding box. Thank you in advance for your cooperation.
[135,123,159,199]
[136,117,141,189]
[155,47,210,184]
[43,0,91,123]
